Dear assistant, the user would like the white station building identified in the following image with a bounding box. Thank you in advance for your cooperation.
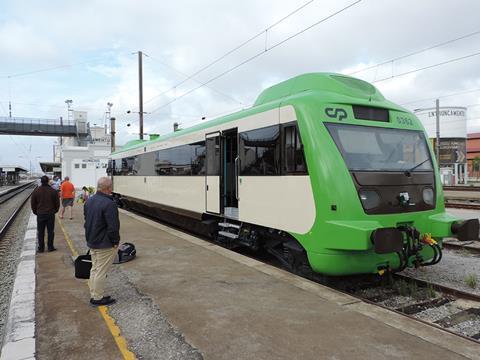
[414,106,467,185]
[55,111,111,189]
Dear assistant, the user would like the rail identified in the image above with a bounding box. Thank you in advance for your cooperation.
[0,183,36,239]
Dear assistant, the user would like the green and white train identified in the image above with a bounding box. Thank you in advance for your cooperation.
[108,73,478,276]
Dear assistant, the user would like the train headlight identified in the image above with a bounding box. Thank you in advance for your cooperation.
[359,190,381,210]
[422,188,434,205]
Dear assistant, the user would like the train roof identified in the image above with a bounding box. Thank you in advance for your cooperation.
[112,72,401,156]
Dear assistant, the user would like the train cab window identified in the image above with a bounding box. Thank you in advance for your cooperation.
[240,125,280,175]
[283,125,307,174]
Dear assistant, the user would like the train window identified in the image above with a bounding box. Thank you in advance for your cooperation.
[134,153,156,176]
[206,136,220,176]
[191,141,206,175]
[122,157,136,175]
[240,125,280,175]
[326,123,433,172]
[283,125,307,174]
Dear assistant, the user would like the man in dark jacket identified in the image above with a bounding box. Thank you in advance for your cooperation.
[84,177,119,306]
[31,175,60,252]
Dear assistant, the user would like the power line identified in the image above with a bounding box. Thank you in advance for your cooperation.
[372,50,480,84]
[148,0,363,115]
[400,88,480,106]
[348,29,480,76]
[0,55,121,79]
[141,0,315,107]
[144,54,247,106]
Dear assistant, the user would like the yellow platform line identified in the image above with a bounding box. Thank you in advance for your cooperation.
[57,217,136,360]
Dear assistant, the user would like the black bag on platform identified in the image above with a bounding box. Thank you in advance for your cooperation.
[74,251,92,279]
[113,242,136,264]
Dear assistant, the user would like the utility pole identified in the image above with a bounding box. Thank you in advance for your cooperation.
[435,99,440,169]
[110,117,116,153]
[138,51,144,140]
[8,101,12,119]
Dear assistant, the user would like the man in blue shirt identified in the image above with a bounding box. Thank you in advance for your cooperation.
[84,177,119,306]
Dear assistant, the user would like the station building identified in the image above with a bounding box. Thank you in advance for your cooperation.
[0,165,28,185]
[41,111,111,189]
[414,106,467,185]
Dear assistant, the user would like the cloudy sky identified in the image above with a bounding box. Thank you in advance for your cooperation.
[1,0,479,171]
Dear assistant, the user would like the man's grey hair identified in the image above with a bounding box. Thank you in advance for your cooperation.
[97,177,112,191]
[64,176,69,181]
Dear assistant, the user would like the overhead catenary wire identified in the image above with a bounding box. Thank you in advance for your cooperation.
[144,54,247,107]
[372,50,480,83]
[400,87,480,106]
[141,0,316,108]
[348,29,480,76]
[147,0,363,115]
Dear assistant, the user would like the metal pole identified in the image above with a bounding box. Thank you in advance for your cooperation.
[138,51,144,140]
[110,117,116,153]
[436,99,440,169]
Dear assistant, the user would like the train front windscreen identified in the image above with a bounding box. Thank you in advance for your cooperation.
[326,123,433,173]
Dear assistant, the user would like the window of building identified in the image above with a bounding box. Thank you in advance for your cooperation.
[81,164,87,169]
[74,164,80,169]
[239,125,280,175]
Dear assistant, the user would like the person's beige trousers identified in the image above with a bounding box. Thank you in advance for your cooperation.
[88,247,116,300]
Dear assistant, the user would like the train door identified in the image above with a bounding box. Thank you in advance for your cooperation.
[221,128,239,219]
[205,132,221,214]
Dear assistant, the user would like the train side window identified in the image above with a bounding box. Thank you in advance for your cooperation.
[206,136,220,175]
[191,141,206,175]
[239,125,280,175]
[283,125,307,174]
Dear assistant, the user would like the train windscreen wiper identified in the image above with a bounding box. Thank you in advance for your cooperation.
[404,158,430,176]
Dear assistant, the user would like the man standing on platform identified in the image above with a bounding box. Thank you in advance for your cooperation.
[31,175,60,252]
[84,177,119,306]
[60,176,75,220]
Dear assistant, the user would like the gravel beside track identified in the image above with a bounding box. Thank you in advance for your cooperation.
[401,248,480,296]
[0,202,31,348]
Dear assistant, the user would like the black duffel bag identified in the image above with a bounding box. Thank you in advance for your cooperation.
[74,251,92,279]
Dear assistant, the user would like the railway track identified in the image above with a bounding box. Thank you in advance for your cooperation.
[444,186,480,192]
[443,241,480,255]
[0,183,36,240]
[334,273,480,343]
[445,202,480,210]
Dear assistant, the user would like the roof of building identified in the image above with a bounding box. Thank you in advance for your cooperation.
[0,165,28,172]
[468,132,480,139]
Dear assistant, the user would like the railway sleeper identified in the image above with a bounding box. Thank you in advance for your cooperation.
[434,307,480,328]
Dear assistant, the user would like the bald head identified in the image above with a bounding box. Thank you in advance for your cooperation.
[97,177,113,194]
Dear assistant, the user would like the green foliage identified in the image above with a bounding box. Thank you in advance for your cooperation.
[465,274,478,289]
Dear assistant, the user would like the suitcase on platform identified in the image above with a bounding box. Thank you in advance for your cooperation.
[74,251,92,279]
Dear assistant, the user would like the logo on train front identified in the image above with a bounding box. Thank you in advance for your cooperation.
[325,107,347,121]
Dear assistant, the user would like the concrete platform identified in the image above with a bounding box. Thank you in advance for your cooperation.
[30,207,480,359]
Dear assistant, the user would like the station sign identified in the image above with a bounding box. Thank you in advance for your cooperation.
[432,137,467,164]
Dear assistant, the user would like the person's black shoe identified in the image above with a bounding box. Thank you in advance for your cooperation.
[90,296,111,301]
[90,297,116,306]
[37,248,44,253]
[47,248,57,252]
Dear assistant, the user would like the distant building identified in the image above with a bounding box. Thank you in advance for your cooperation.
[414,106,467,185]
[45,111,111,189]
[467,132,480,179]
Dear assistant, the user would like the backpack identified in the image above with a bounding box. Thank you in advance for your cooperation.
[113,242,136,264]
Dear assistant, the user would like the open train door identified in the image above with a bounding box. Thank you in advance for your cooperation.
[205,131,221,214]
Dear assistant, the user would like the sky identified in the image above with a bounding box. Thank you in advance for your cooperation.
[1,0,480,172]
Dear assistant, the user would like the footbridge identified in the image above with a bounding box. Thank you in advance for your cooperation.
[0,116,87,137]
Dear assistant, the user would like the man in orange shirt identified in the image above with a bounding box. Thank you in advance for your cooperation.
[60,176,75,220]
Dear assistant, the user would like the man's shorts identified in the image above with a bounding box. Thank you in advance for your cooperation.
[62,198,74,207]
